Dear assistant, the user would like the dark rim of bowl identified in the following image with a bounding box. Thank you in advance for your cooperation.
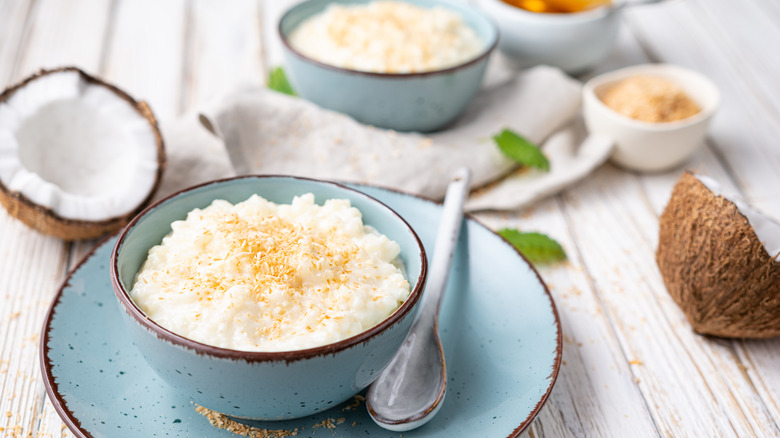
[41,180,562,438]
[109,175,428,363]
[277,0,500,78]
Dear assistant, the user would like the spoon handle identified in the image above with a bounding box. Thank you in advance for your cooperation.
[366,168,472,431]
[417,167,471,321]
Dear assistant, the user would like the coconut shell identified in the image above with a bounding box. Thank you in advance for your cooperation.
[656,172,780,338]
[0,67,165,240]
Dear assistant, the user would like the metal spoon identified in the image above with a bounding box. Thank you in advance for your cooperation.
[366,167,471,432]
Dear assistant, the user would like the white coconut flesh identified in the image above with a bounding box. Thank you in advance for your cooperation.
[0,70,159,221]
[696,174,780,261]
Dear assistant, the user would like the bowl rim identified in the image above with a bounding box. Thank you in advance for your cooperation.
[480,0,614,23]
[110,174,428,363]
[583,63,721,131]
[278,0,499,78]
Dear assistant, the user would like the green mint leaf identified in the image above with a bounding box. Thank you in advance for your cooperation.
[498,228,566,265]
[493,129,549,171]
[267,67,296,96]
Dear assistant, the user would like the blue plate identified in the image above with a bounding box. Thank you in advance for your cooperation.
[40,184,561,437]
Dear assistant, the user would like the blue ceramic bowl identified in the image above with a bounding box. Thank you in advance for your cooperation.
[110,176,427,420]
[278,0,498,132]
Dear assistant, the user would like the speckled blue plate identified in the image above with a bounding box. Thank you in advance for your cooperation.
[40,184,561,438]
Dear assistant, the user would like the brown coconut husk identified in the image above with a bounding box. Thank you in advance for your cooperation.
[656,171,780,338]
[0,67,165,240]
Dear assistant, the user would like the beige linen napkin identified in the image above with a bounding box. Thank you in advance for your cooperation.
[159,62,613,211]
[155,115,235,201]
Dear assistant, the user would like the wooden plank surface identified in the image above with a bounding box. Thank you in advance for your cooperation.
[624,1,780,432]
[183,0,266,112]
[478,197,660,438]
[0,0,34,83]
[101,0,188,121]
[0,0,112,436]
[0,0,778,437]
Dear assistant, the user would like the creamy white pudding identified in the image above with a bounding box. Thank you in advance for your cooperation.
[288,1,484,73]
[130,193,410,352]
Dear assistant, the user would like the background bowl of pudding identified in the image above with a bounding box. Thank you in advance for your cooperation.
[583,63,720,172]
[278,0,499,132]
[110,175,427,420]
[475,0,619,74]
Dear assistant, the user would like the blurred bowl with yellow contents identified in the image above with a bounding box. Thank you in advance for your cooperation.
[476,0,618,73]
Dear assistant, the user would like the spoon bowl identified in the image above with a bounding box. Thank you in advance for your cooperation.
[367,328,447,431]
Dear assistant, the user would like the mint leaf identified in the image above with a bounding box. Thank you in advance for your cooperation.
[267,67,296,96]
[498,228,566,265]
[493,129,549,171]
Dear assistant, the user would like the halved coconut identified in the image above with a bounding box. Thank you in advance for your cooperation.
[0,67,164,240]
[656,172,780,338]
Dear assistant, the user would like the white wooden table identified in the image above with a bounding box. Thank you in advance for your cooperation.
[1,0,779,436]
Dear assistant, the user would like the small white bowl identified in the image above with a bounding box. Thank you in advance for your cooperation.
[476,0,620,74]
[583,64,720,172]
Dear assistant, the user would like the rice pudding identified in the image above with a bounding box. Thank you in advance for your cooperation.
[287,1,484,74]
[129,193,410,352]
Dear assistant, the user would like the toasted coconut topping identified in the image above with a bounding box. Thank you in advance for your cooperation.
[0,69,160,221]
[130,194,410,352]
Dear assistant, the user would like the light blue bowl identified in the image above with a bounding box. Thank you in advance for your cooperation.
[110,176,427,420]
[279,0,498,132]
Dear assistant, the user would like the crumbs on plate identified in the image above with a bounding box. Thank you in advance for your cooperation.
[195,405,299,437]
[196,398,360,437]
[341,394,366,411]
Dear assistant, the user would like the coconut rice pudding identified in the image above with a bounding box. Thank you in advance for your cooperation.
[287,1,484,73]
[130,193,410,352]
